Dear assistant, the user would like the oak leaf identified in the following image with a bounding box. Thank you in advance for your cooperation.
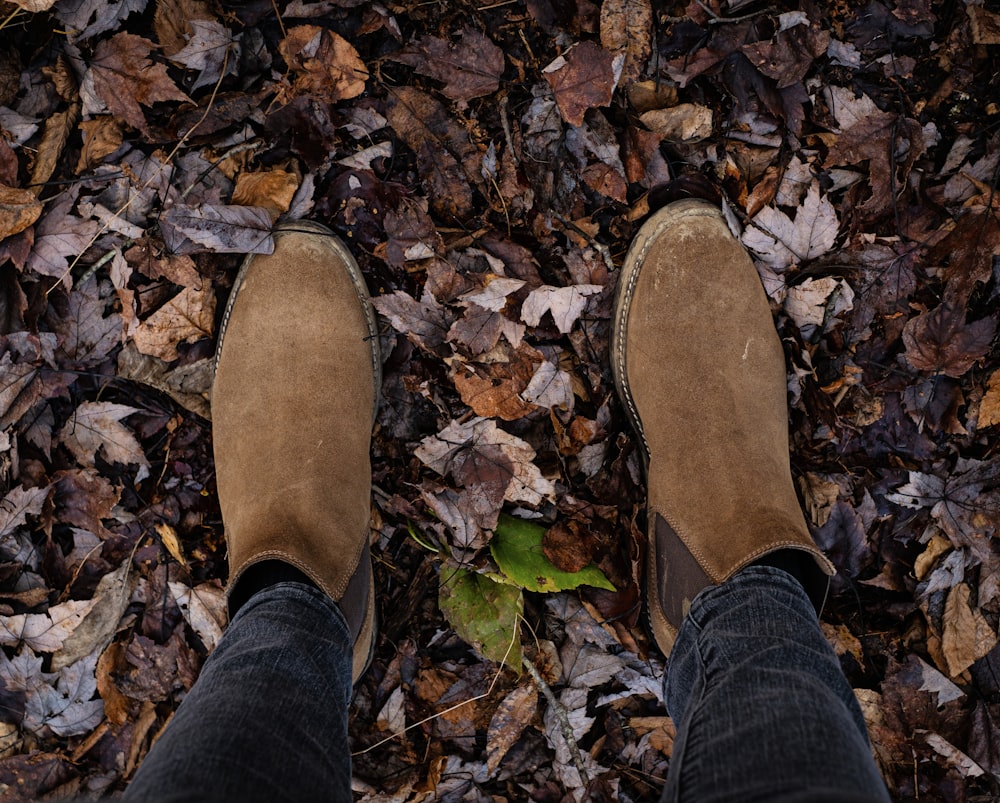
[89,33,189,135]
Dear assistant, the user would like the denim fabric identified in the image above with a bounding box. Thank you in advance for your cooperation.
[661,565,891,803]
[123,582,353,803]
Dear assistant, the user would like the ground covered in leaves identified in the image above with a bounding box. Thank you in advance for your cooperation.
[0,0,999,799]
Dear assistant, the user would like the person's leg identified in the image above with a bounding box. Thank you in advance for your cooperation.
[611,201,884,799]
[124,581,353,803]
[661,565,889,802]
[123,223,382,799]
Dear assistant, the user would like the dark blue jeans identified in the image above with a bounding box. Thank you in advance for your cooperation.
[124,568,889,802]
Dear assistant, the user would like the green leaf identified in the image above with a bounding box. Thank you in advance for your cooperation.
[438,567,523,668]
[490,514,615,593]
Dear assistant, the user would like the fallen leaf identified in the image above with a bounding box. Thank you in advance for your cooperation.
[438,567,522,668]
[942,583,996,676]
[0,599,98,653]
[25,193,100,286]
[51,563,133,671]
[416,417,556,507]
[903,303,996,378]
[0,485,49,545]
[88,33,189,136]
[386,86,484,219]
[741,182,838,270]
[0,185,42,239]
[490,514,614,593]
[486,684,538,775]
[116,342,212,418]
[231,170,299,221]
[374,289,455,354]
[520,284,603,334]
[391,28,504,102]
[76,116,123,173]
[169,18,239,91]
[153,0,215,56]
[159,203,274,255]
[639,104,713,142]
[168,581,226,651]
[59,401,150,481]
[132,285,215,362]
[599,0,652,87]
[543,41,620,126]
[979,371,1000,428]
[278,25,368,104]
[521,360,575,411]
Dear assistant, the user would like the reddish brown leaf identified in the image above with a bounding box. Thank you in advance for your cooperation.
[89,33,189,136]
[392,28,504,102]
[903,303,996,378]
[599,0,652,87]
[543,41,618,126]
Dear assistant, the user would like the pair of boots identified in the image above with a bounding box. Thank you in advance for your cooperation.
[212,202,833,682]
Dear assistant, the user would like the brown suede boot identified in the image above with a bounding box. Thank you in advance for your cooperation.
[612,200,835,656]
[212,221,381,683]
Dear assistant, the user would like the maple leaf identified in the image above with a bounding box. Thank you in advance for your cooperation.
[520,284,603,334]
[25,193,100,287]
[453,348,538,421]
[0,485,48,557]
[56,0,148,41]
[824,87,926,220]
[0,648,104,737]
[59,401,150,481]
[373,289,455,354]
[132,285,215,362]
[278,25,368,104]
[741,183,838,270]
[88,33,189,136]
[543,41,621,126]
[416,416,555,507]
[522,360,575,411]
[903,303,996,378]
[0,600,98,654]
[391,28,504,102]
[50,277,121,368]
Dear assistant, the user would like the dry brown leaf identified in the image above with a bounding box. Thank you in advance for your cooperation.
[76,117,123,173]
[133,285,216,361]
[386,86,483,219]
[486,684,538,775]
[29,104,78,194]
[153,0,216,56]
[942,583,997,677]
[89,33,189,136]
[278,25,368,104]
[0,184,43,239]
[543,41,618,126]
[903,303,996,378]
[391,28,504,102]
[232,170,300,221]
[599,0,652,87]
[979,371,1000,429]
[125,241,202,290]
[639,104,713,142]
[8,0,58,11]
[59,401,150,480]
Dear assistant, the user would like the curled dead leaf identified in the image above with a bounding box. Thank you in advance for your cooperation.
[0,185,43,239]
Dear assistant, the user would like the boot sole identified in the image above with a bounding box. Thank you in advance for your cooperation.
[611,199,725,655]
[214,220,382,683]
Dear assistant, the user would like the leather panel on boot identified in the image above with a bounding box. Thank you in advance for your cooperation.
[613,201,834,655]
[213,226,379,618]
